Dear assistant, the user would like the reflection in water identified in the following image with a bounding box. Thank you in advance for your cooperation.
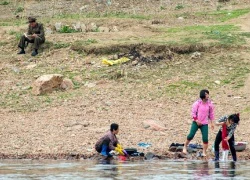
[0,159,249,179]
[184,161,211,179]
[99,158,119,178]
[195,162,210,178]
[214,161,236,177]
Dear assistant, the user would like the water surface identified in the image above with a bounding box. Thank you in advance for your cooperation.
[0,159,249,179]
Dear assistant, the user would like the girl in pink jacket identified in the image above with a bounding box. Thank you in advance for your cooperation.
[183,89,215,157]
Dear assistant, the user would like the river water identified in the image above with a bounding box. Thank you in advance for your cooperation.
[0,159,250,179]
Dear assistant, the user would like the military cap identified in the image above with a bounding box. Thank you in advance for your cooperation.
[27,17,36,23]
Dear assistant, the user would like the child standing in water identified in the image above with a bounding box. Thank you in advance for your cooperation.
[214,113,240,161]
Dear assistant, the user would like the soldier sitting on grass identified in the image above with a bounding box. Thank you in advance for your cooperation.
[17,17,45,56]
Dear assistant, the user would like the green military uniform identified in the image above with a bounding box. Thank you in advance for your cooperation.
[18,23,45,50]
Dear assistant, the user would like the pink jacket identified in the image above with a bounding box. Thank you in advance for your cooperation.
[191,99,215,125]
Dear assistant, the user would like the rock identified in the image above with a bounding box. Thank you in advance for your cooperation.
[54,22,62,32]
[32,74,63,95]
[143,120,167,131]
[72,22,81,32]
[21,86,31,90]
[214,80,220,85]
[79,5,89,11]
[84,82,96,88]
[191,52,201,59]
[60,78,74,90]
[132,60,138,66]
[81,23,87,32]
[112,26,119,32]
[45,27,53,35]
[113,54,119,60]
[90,23,98,32]
[11,67,20,73]
[145,152,154,160]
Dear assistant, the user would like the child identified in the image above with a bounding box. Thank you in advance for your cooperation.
[214,113,240,161]
[183,89,215,157]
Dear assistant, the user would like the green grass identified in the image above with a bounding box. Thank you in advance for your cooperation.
[243,106,250,113]
[55,11,151,20]
[175,4,184,10]
[240,32,250,38]
[59,25,78,33]
[71,39,98,53]
[222,66,250,88]
[0,1,9,5]
[204,31,246,45]
[165,24,249,46]
[165,81,200,93]
[167,24,240,33]
[15,6,24,13]
[9,30,23,40]
[86,11,151,20]
[53,42,71,49]
[0,41,8,46]
[0,20,26,26]
[0,90,79,112]
[2,47,250,111]
[197,8,250,22]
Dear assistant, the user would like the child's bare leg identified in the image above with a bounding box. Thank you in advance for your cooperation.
[183,140,190,154]
[202,143,208,156]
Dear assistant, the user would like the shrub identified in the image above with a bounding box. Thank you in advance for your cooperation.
[175,4,184,10]
[15,6,24,13]
[0,1,9,5]
[59,25,77,33]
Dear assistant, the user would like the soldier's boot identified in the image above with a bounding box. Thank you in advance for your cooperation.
[17,48,25,54]
[31,49,38,56]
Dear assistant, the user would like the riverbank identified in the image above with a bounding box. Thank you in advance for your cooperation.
[1,148,250,161]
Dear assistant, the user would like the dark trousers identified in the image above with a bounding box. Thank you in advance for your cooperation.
[214,130,237,161]
[187,121,208,143]
[18,35,45,50]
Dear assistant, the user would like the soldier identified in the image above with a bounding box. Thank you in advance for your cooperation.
[17,17,45,56]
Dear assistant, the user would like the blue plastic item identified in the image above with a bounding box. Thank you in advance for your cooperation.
[138,142,152,148]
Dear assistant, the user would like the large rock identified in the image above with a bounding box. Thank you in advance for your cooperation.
[32,74,63,95]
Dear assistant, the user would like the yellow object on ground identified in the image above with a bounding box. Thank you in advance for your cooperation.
[115,146,124,155]
[117,144,123,149]
[102,57,130,66]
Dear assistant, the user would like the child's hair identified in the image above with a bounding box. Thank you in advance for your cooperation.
[200,89,209,99]
[110,123,119,131]
[228,113,240,124]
